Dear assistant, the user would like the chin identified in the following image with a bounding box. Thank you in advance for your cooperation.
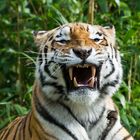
[67,88,100,105]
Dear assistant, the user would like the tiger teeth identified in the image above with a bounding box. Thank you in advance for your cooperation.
[88,77,97,88]
[89,78,94,87]
[74,77,78,87]
[91,66,96,77]
[76,64,90,68]
[69,65,90,81]
[68,65,97,88]
[69,68,73,80]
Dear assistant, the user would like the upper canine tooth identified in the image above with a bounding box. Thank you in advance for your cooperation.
[92,66,96,77]
[69,68,73,80]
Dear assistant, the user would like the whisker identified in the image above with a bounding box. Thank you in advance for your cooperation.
[25,62,36,66]
[24,50,39,54]
[49,64,64,76]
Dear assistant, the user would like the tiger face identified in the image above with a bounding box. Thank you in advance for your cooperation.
[33,23,122,104]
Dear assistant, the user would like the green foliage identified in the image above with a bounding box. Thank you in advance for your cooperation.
[0,0,140,139]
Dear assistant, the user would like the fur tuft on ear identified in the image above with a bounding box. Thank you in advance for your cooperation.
[103,23,114,29]
[32,30,47,37]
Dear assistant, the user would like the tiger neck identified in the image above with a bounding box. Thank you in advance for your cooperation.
[31,80,115,139]
[32,81,112,122]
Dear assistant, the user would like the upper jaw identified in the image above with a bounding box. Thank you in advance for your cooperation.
[65,63,100,91]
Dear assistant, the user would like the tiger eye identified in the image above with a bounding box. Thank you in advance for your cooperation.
[93,38,100,42]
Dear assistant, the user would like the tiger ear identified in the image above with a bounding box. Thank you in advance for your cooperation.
[103,25,116,46]
[103,24,115,37]
[32,30,47,37]
[32,30,48,46]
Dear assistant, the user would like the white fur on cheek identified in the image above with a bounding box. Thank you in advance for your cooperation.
[99,48,122,95]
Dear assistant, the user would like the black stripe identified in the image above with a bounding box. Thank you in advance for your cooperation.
[33,114,58,140]
[100,110,118,140]
[111,127,123,139]
[123,135,132,140]
[38,53,43,65]
[59,102,85,128]
[13,119,23,140]
[95,51,103,55]
[28,112,32,137]
[61,65,69,92]
[96,32,102,36]
[48,36,53,41]
[38,50,57,80]
[17,118,25,140]
[110,46,114,59]
[0,119,19,139]
[34,96,78,140]
[100,79,119,94]
[39,69,46,85]
[44,62,57,79]
[104,58,115,79]
[97,65,101,89]
[114,48,118,61]
[89,107,105,131]
[22,117,27,140]
[19,117,27,140]
[42,81,65,94]
[39,69,57,87]
[44,46,48,59]
[0,127,9,139]
[100,38,108,46]
[32,126,42,140]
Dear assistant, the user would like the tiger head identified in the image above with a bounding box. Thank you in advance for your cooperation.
[33,23,122,105]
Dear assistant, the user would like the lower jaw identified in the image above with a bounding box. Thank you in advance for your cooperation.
[68,86,95,92]
[67,89,99,105]
[68,87,98,96]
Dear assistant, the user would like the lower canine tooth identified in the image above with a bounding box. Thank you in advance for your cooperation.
[74,77,78,87]
[89,78,94,87]
[69,68,73,80]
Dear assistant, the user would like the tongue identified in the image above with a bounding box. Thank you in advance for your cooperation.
[73,76,95,87]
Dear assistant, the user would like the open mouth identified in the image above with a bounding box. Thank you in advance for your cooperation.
[66,64,99,90]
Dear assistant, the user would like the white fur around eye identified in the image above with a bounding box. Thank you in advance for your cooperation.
[89,33,103,43]
[54,26,71,43]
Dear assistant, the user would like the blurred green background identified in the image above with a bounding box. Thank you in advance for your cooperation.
[0,0,140,139]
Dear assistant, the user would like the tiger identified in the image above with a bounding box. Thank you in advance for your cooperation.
[0,23,133,140]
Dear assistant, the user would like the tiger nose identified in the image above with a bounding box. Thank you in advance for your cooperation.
[73,48,92,60]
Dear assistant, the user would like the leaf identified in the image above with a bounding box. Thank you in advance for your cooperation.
[124,29,135,43]
[128,116,137,126]
[120,2,131,17]
[121,110,130,128]
[115,0,120,6]
[49,5,68,24]
[97,0,108,13]
[0,0,6,11]
[14,104,28,115]
[115,93,126,108]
